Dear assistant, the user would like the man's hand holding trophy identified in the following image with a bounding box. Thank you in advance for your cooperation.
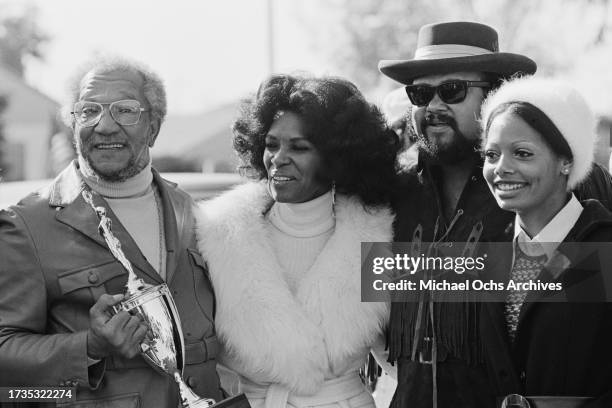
[87,293,148,360]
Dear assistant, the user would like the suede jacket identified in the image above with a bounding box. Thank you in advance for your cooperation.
[0,162,221,408]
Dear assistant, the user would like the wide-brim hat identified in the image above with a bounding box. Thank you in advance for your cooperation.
[379,22,537,84]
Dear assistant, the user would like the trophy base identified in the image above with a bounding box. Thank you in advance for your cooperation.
[211,394,251,408]
[181,393,250,408]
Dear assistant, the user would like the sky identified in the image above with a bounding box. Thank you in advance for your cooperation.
[2,0,328,114]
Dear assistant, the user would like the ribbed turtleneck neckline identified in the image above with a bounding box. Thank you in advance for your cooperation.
[268,190,334,238]
[78,156,154,198]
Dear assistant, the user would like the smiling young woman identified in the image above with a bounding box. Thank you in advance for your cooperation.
[479,77,612,406]
[481,79,589,236]
[482,106,573,236]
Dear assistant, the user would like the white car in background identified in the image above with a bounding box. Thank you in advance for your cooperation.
[0,172,243,209]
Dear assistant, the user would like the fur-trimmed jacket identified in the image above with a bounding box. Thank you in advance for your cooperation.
[195,182,392,395]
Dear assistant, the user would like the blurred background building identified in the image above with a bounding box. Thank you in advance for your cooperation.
[0,63,60,180]
[153,103,239,173]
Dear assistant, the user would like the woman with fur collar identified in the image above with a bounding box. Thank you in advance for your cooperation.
[195,74,401,408]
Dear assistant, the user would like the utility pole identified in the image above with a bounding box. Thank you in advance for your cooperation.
[266,0,275,74]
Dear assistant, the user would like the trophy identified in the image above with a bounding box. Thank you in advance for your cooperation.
[83,191,250,408]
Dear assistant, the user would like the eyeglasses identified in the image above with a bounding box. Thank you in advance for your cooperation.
[405,80,491,107]
[71,99,149,127]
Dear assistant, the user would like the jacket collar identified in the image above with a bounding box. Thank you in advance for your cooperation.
[513,194,583,261]
[564,199,612,241]
[155,170,181,283]
[48,161,180,285]
[47,161,86,207]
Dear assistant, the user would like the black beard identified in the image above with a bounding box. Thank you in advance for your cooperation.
[416,113,480,165]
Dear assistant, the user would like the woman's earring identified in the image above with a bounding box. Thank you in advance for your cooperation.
[561,160,572,176]
[331,181,336,218]
[267,177,274,199]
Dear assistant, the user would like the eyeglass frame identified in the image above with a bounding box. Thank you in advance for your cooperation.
[71,99,150,127]
[404,80,491,107]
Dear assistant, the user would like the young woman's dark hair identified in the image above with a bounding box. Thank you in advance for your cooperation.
[483,101,573,161]
[232,74,401,206]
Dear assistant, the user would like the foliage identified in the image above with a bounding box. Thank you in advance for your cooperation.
[298,0,611,94]
[0,95,8,179]
[0,6,49,77]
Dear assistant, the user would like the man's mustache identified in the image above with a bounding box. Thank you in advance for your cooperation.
[420,113,458,131]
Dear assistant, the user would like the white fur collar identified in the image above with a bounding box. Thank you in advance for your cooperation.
[195,182,392,394]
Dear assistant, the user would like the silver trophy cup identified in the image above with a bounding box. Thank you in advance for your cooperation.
[114,283,215,408]
[83,191,250,408]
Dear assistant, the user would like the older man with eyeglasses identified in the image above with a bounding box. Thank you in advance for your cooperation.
[378,22,612,408]
[0,56,222,406]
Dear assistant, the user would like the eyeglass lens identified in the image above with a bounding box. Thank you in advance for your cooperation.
[406,81,468,107]
[73,100,143,127]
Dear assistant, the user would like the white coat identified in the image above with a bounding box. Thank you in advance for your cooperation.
[195,182,393,408]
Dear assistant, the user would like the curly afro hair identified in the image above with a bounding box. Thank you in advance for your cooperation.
[232,73,401,207]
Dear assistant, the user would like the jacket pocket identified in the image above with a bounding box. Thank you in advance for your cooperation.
[57,392,140,408]
[185,336,220,365]
[57,261,126,301]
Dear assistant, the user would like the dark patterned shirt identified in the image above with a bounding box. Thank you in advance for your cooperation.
[505,245,547,341]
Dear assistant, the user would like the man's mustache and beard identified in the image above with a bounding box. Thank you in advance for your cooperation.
[75,137,145,182]
[416,113,480,165]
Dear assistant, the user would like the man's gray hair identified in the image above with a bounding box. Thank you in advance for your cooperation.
[61,55,167,127]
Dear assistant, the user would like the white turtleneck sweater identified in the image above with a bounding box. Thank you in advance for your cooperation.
[266,191,334,294]
[78,157,166,280]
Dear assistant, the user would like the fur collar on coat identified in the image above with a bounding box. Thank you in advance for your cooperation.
[195,182,392,395]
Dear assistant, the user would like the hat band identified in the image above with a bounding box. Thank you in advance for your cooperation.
[414,44,493,60]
